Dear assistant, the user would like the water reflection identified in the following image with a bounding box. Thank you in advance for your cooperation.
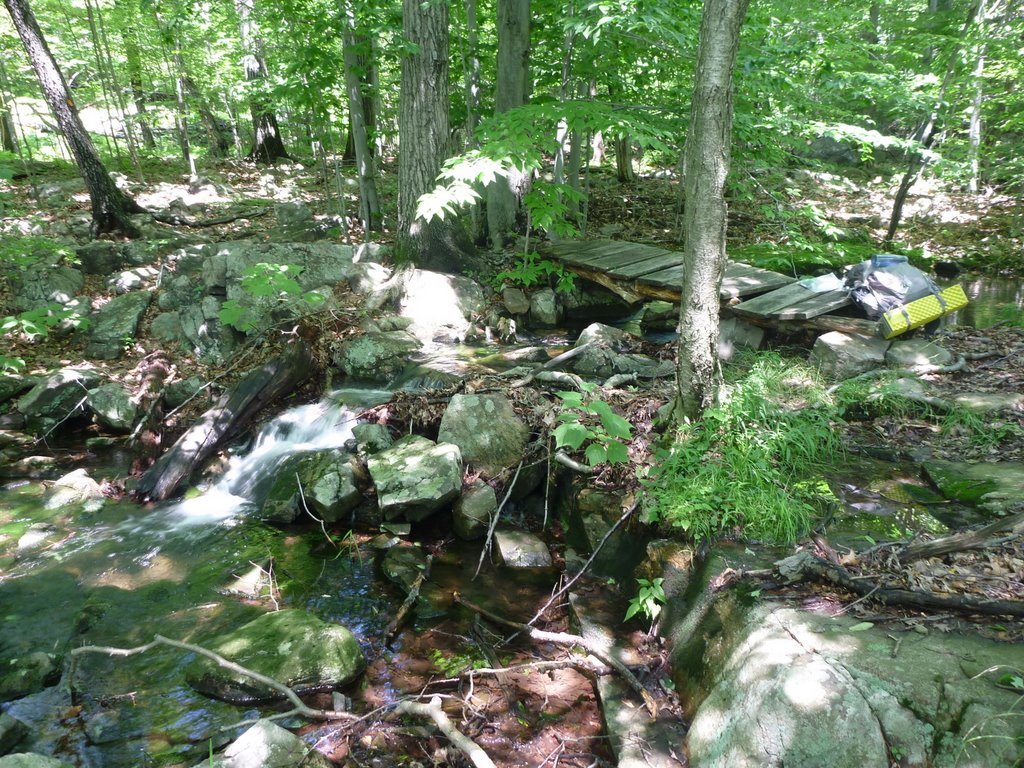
[938,276,1024,329]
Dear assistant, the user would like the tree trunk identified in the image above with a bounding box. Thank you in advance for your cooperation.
[673,0,750,422]
[462,0,481,137]
[3,0,144,237]
[122,21,156,150]
[486,0,531,250]
[235,0,288,163]
[182,76,232,158]
[342,9,381,232]
[615,134,635,183]
[397,0,471,270]
[967,0,988,194]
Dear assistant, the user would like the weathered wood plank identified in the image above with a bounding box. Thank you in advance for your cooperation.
[611,252,686,278]
[730,283,816,317]
[636,262,793,299]
[773,290,851,320]
[574,246,671,271]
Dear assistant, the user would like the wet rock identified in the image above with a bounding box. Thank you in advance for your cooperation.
[332,331,421,382]
[44,469,104,512]
[351,423,393,455]
[438,394,529,477]
[0,652,61,703]
[0,456,58,479]
[367,436,463,522]
[149,311,183,343]
[185,609,365,703]
[453,480,497,540]
[16,523,58,553]
[0,712,27,755]
[494,530,552,567]
[381,545,429,591]
[884,338,953,368]
[17,368,101,435]
[258,451,361,524]
[397,269,486,344]
[198,719,332,768]
[566,488,645,577]
[86,383,137,433]
[274,201,312,227]
[200,241,372,297]
[0,755,73,768]
[501,286,530,315]
[529,287,561,327]
[810,331,890,380]
[571,323,673,379]
[85,291,153,360]
[923,459,1024,507]
[164,377,205,409]
[0,376,37,407]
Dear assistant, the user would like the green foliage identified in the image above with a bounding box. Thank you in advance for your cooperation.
[429,648,486,677]
[218,263,327,333]
[624,577,665,624]
[495,251,575,293]
[643,354,841,543]
[554,385,632,467]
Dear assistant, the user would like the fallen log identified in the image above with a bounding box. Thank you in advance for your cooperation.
[135,342,313,501]
[773,551,1024,618]
[897,509,1024,563]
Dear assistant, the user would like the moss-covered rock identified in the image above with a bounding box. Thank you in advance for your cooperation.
[367,435,462,522]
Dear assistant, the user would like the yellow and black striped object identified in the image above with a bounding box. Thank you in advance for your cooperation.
[878,284,969,339]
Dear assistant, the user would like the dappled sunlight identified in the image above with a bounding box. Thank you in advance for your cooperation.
[88,552,186,589]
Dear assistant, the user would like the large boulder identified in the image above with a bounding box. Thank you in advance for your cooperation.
[494,530,552,568]
[529,287,562,327]
[397,269,485,344]
[810,331,890,380]
[366,436,463,522]
[43,469,104,512]
[0,376,38,407]
[437,394,529,477]
[923,459,1024,509]
[258,450,362,524]
[571,323,673,379]
[0,713,27,756]
[197,720,332,768]
[17,368,102,435]
[332,331,421,382]
[185,610,365,703]
[86,383,137,433]
[884,338,953,368]
[8,263,83,313]
[84,290,153,359]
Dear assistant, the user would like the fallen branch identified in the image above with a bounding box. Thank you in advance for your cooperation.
[897,510,1024,563]
[474,460,523,579]
[533,370,587,390]
[393,696,495,768]
[385,554,433,645]
[70,635,358,721]
[511,342,593,388]
[553,451,595,475]
[602,372,637,389]
[455,593,657,716]
[773,551,1024,618]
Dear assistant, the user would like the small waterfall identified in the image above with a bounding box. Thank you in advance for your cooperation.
[167,398,358,526]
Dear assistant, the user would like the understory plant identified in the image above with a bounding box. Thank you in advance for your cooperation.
[218,262,327,334]
[553,384,633,467]
[642,353,842,543]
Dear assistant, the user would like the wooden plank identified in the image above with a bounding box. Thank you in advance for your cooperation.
[772,290,850,320]
[610,252,686,279]
[549,241,627,266]
[636,262,793,299]
[577,245,672,271]
[730,283,815,317]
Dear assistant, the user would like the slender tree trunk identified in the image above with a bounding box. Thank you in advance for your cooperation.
[343,8,381,232]
[182,76,232,157]
[968,0,988,194]
[397,0,471,270]
[463,0,481,137]
[486,0,531,250]
[235,0,288,163]
[3,0,144,237]
[673,0,750,422]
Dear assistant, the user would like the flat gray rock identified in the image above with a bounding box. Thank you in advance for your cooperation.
[494,530,552,568]
[367,435,462,522]
[810,331,890,380]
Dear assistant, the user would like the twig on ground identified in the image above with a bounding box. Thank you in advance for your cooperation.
[474,459,523,579]
[511,342,593,388]
[385,554,433,645]
[553,451,595,474]
[393,695,496,768]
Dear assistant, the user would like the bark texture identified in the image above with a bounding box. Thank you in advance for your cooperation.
[673,0,750,421]
[397,0,471,270]
[4,0,144,237]
[235,0,289,163]
[486,0,531,249]
[343,11,381,231]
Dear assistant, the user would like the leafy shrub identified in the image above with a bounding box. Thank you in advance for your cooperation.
[554,385,633,467]
[218,262,327,333]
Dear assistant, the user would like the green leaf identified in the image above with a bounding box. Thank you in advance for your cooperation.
[604,441,629,465]
[600,411,633,440]
[585,443,608,466]
[624,601,642,621]
[554,422,590,451]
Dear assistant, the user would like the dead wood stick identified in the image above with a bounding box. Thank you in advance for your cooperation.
[454,593,657,716]
[774,551,1024,618]
[385,554,433,645]
[511,342,593,388]
[70,635,358,721]
[553,451,595,474]
[897,510,1024,563]
[393,695,496,768]
[474,460,523,579]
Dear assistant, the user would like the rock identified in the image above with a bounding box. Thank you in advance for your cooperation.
[718,317,764,360]
[501,286,530,315]
[185,610,365,703]
[9,263,83,313]
[43,468,104,511]
[366,435,463,522]
[274,201,313,227]
[397,269,485,344]
[0,456,58,479]
[923,459,1024,506]
[381,545,430,591]
[809,331,890,380]
[17,368,101,435]
[258,451,361,524]
[494,530,552,567]
[149,311,183,343]
[109,266,160,294]
[0,376,37,406]
[571,323,673,379]
[437,394,529,477]
[0,652,61,703]
[351,423,393,454]
[85,291,153,359]
[0,713,27,756]
[805,134,860,165]
[529,287,561,327]
[0,756,73,768]
[884,338,953,368]
[164,377,204,409]
[332,331,421,382]
[566,488,644,577]
[16,523,58,553]
[197,719,332,768]
[561,283,631,325]
[950,391,1024,413]
[179,299,240,363]
[86,383,137,433]
[453,480,497,540]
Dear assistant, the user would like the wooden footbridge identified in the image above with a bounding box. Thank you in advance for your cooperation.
[544,239,874,334]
